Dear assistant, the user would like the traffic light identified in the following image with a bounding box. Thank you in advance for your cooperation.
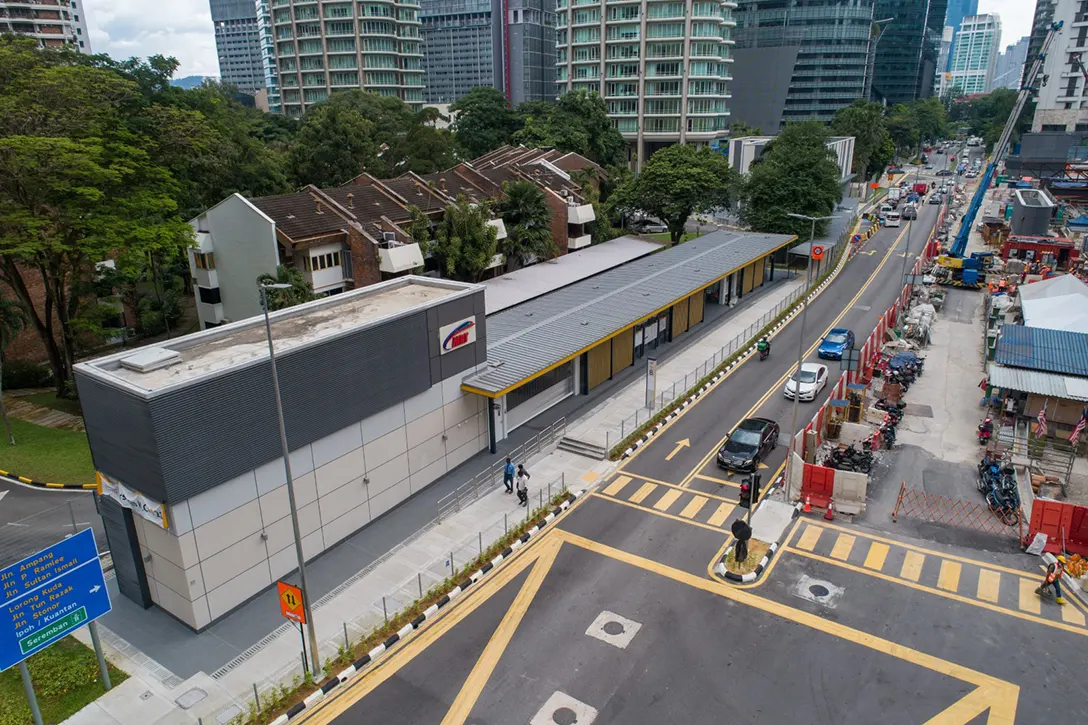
[739,477,752,508]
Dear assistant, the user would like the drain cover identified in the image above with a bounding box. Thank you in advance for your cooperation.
[530,692,598,725]
[585,610,642,650]
[792,575,844,609]
[175,688,207,710]
[808,584,830,597]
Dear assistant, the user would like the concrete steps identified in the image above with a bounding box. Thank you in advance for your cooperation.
[557,437,608,460]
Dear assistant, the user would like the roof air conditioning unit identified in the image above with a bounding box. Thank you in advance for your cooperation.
[383,231,397,242]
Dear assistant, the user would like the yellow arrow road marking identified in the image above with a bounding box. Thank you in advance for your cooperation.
[664,439,690,461]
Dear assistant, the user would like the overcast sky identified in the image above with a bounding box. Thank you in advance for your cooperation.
[83,0,1041,81]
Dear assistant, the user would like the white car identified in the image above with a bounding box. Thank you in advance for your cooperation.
[784,363,829,402]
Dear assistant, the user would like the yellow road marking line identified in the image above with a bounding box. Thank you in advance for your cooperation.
[558,529,1020,719]
[976,570,1001,603]
[783,546,1088,637]
[1062,602,1086,626]
[675,223,911,488]
[863,542,889,570]
[937,561,961,592]
[1019,578,1041,615]
[692,473,741,489]
[796,525,822,552]
[810,519,1040,578]
[629,482,657,504]
[581,471,600,484]
[440,538,560,725]
[622,474,684,487]
[900,551,925,582]
[603,475,632,497]
[628,476,737,502]
[653,489,683,512]
[830,534,855,561]
[923,683,1007,725]
[588,493,730,533]
[679,496,708,519]
[707,502,735,527]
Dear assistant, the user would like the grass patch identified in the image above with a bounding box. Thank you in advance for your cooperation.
[648,231,703,244]
[0,419,95,485]
[234,489,574,725]
[0,636,127,725]
[19,393,82,418]
[724,540,771,575]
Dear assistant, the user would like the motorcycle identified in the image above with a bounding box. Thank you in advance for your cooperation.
[759,347,770,361]
[977,417,993,446]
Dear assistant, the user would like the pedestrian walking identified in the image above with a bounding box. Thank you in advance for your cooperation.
[1037,556,1067,605]
[516,464,530,507]
[503,457,515,494]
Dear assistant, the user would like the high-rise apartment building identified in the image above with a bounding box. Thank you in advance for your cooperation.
[732,1,876,131]
[0,0,91,53]
[255,0,282,113]
[1024,0,1056,88]
[555,0,736,168]
[942,0,977,71]
[1031,0,1088,133]
[211,0,266,95]
[420,0,503,103]
[941,13,999,96]
[934,25,953,94]
[992,35,1028,91]
[506,0,558,103]
[273,0,425,117]
[872,0,947,105]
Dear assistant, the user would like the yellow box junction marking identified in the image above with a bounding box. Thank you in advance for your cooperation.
[603,476,632,497]
[1018,578,1041,615]
[653,489,683,512]
[830,534,855,561]
[796,525,822,552]
[901,551,925,582]
[937,561,962,593]
[679,496,708,519]
[864,542,889,570]
[629,482,657,504]
[707,502,735,527]
[976,570,1001,603]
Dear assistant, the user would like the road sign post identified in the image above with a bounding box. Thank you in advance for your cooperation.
[277,581,309,675]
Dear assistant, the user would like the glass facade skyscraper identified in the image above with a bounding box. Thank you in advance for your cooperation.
[420,0,502,103]
[872,0,947,105]
[944,13,999,95]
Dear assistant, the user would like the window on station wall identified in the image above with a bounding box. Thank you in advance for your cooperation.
[506,361,573,411]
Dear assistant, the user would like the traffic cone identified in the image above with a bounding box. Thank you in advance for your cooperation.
[803,495,812,514]
[823,499,835,521]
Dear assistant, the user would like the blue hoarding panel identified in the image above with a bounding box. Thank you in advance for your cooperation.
[0,529,111,671]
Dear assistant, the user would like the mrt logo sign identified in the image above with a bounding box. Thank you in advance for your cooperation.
[439,318,476,355]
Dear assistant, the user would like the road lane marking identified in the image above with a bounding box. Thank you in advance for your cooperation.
[900,551,925,582]
[676,222,912,488]
[679,496,708,519]
[440,537,561,725]
[796,525,822,552]
[937,561,962,592]
[581,471,600,484]
[863,542,889,570]
[830,534,855,561]
[976,570,1000,603]
[629,482,657,504]
[588,493,729,533]
[603,476,632,497]
[707,502,735,527]
[693,473,740,489]
[653,489,683,512]
[1019,578,1041,615]
[1063,603,1087,626]
[665,439,690,461]
[614,477,736,503]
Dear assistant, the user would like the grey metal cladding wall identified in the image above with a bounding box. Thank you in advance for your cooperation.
[149,310,433,503]
[74,371,166,499]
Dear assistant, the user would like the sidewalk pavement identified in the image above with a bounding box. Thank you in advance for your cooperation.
[62,239,838,725]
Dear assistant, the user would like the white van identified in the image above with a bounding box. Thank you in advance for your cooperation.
[885,211,902,227]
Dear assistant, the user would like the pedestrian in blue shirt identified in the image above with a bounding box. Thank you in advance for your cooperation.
[503,457,515,494]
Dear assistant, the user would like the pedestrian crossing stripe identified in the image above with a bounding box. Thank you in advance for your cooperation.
[785,523,1088,633]
[629,482,657,504]
[593,475,739,530]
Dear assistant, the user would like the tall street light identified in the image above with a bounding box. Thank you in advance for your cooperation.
[784,213,837,501]
[260,282,320,674]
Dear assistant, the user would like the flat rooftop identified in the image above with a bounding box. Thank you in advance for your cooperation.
[463,229,794,397]
[481,236,662,314]
[77,277,475,395]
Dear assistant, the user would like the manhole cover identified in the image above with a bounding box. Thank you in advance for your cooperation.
[585,610,641,649]
[602,621,625,636]
[792,575,845,609]
[530,693,598,725]
[553,707,578,725]
[175,688,207,710]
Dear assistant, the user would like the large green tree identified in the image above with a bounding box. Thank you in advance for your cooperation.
[831,100,893,179]
[740,121,842,241]
[499,181,556,269]
[426,196,499,281]
[288,98,377,187]
[450,86,519,159]
[951,88,1031,149]
[513,90,626,167]
[611,144,736,245]
[887,103,921,155]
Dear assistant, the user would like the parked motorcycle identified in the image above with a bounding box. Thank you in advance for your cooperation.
[977,417,993,446]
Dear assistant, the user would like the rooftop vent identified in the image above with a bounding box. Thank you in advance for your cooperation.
[346,193,354,209]
[119,347,181,373]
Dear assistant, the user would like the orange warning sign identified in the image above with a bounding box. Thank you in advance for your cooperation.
[278,581,306,624]
[811,245,825,260]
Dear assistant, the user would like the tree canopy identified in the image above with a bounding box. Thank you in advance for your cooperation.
[499,181,556,269]
[611,144,736,245]
[831,100,893,180]
[449,87,518,159]
[950,88,1031,149]
[740,121,842,241]
[426,196,500,282]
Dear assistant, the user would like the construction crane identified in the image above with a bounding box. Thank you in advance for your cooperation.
[950,20,1065,258]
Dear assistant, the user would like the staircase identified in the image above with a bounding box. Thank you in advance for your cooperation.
[557,436,608,460]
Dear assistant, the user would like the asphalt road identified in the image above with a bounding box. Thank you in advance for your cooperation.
[0,479,103,567]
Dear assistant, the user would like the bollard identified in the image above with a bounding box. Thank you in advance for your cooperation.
[417,572,423,599]
[382,596,388,623]
[253,683,261,713]
[504,513,508,533]
[539,490,543,509]
[450,551,454,573]
[344,622,350,651]
[479,531,483,556]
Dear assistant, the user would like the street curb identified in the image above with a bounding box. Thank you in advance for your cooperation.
[715,541,779,583]
[621,233,854,460]
[267,489,586,725]
[0,470,97,491]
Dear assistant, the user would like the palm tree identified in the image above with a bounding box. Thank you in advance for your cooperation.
[0,298,29,445]
[257,265,318,311]
[500,180,556,271]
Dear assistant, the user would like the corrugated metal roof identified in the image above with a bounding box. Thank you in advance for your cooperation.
[463,230,794,395]
[994,324,1088,376]
[988,364,1088,402]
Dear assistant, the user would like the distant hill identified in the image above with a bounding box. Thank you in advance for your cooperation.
[171,75,211,89]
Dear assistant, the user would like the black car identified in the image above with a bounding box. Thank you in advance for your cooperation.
[936,169,954,176]
[717,418,779,472]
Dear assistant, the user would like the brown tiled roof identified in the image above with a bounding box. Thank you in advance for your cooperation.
[423,172,488,202]
[320,185,406,225]
[382,177,448,214]
[250,192,347,241]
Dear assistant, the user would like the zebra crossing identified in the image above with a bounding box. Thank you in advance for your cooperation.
[596,475,738,531]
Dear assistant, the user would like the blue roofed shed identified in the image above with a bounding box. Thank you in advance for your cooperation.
[994,325,1088,377]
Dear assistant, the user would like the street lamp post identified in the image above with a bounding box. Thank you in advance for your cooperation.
[259,282,320,675]
[784,213,836,502]
[899,166,919,303]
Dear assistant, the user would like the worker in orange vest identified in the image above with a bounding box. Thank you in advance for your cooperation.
[1036,556,1067,605]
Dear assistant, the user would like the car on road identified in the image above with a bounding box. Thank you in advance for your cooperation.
[929,193,942,205]
[885,211,901,227]
[784,363,829,402]
[717,418,779,472]
[936,169,954,176]
[878,203,893,220]
[901,204,917,220]
[924,164,933,170]
[818,328,855,360]
[629,218,668,234]
[888,166,904,174]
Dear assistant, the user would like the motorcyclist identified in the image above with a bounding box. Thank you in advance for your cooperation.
[757,337,771,359]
